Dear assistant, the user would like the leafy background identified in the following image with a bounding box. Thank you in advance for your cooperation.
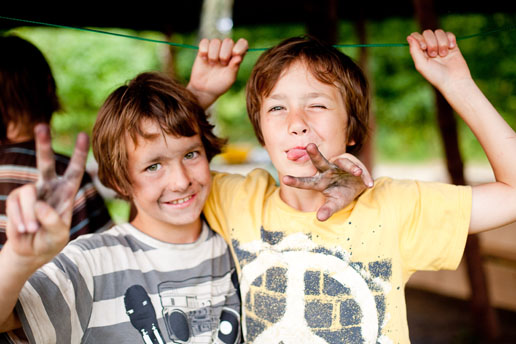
[4,13,516,220]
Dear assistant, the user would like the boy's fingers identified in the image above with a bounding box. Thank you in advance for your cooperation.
[317,206,332,222]
[360,168,374,188]
[233,38,249,57]
[434,29,449,56]
[282,175,325,192]
[219,38,234,65]
[332,157,374,188]
[317,201,342,222]
[408,32,426,50]
[6,190,27,234]
[306,144,331,173]
[64,132,89,186]
[198,38,209,58]
[422,29,438,57]
[228,55,243,70]
[207,39,222,63]
[332,158,362,177]
[407,36,427,70]
[446,32,457,48]
[35,124,57,183]
[228,39,248,69]
[18,185,39,233]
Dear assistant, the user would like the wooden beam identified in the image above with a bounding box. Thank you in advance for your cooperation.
[412,0,500,340]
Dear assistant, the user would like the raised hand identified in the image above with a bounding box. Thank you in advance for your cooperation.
[283,143,373,221]
[5,124,88,263]
[407,29,471,92]
[187,38,248,109]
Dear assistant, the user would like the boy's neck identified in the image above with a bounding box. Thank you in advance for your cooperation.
[130,216,203,244]
[279,183,325,213]
[6,122,35,143]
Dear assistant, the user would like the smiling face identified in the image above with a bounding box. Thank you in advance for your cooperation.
[127,120,211,243]
[260,61,353,180]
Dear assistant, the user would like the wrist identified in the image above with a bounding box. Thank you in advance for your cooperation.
[439,75,476,97]
[0,243,44,278]
[186,84,216,110]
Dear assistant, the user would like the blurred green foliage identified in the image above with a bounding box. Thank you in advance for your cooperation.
[7,14,516,162]
[8,27,163,154]
[4,13,516,219]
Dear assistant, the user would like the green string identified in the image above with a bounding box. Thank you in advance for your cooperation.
[1,15,515,51]
[0,16,199,50]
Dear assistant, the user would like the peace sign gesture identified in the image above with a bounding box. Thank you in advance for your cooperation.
[283,143,373,221]
[4,124,89,267]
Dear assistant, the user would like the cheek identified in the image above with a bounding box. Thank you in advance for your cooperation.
[261,121,283,149]
[260,137,278,162]
[196,160,212,187]
[259,113,278,141]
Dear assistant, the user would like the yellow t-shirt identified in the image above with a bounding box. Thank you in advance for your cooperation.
[204,168,471,343]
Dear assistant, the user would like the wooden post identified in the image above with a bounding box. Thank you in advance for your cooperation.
[354,10,374,172]
[304,0,338,44]
[163,31,177,79]
[412,0,500,340]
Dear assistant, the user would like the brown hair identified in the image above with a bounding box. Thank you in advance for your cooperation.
[246,36,369,154]
[0,35,60,142]
[93,72,225,200]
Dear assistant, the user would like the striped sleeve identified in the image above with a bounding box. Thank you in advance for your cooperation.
[15,245,94,344]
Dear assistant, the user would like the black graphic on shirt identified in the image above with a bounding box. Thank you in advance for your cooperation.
[123,267,240,344]
[124,285,166,344]
[158,278,240,344]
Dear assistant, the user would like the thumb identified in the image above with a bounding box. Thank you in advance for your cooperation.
[407,36,427,70]
[317,200,341,222]
[228,55,243,69]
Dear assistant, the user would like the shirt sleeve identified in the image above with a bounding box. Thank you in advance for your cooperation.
[15,245,94,343]
[380,178,472,273]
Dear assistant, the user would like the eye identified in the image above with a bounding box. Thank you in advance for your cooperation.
[184,151,200,160]
[310,104,327,109]
[146,163,161,172]
[268,105,285,112]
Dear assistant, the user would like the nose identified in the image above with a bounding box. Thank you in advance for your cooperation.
[288,108,309,136]
[170,163,192,192]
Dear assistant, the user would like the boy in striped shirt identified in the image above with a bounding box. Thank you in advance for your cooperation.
[0,35,112,249]
[0,72,242,343]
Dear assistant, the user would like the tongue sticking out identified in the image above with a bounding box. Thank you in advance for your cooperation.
[287,148,308,161]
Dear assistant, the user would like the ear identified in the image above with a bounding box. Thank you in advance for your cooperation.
[347,138,356,147]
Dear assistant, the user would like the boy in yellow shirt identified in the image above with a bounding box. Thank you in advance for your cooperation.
[193,30,516,343]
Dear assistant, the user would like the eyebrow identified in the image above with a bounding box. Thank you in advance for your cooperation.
[303,92,331,100]
[266,92,331,101]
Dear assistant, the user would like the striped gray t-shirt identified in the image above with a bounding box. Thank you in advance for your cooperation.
[14,222,241,344]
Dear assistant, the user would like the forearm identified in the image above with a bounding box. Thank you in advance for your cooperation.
[0,246,38,329]
[408,30,516,232]
[440,79,516,185]
[441,79,516,232]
